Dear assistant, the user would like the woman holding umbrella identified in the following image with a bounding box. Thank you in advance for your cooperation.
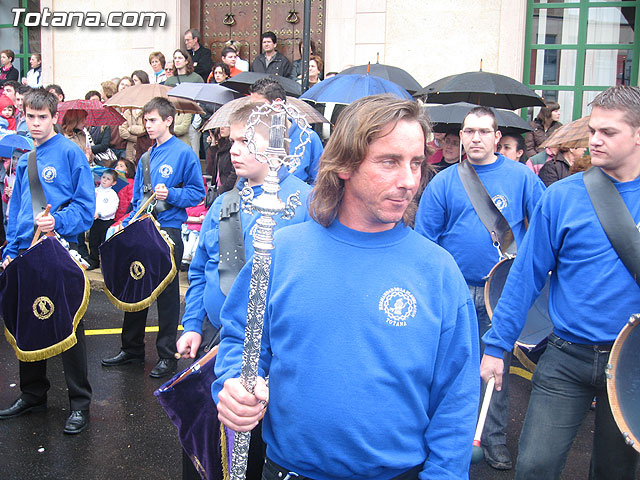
[524,101,562,158]
[62,109,93,163]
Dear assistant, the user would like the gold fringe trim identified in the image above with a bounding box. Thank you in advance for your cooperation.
[220,423,230,480]
[103,217,177,312]
[5,262,91,362]
[513,345,538,373]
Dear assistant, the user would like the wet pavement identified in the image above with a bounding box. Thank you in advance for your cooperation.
[0,273,637,479]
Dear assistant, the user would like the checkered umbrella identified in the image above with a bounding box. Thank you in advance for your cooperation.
[202,96,327,130]
[540,115,590,149]
[57,100,126,126]
[104,84,204,114]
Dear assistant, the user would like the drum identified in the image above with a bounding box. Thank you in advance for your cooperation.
[484,257,553,350]
[99,215,177,312]
[606,314,640,453]
[0,236,89,362]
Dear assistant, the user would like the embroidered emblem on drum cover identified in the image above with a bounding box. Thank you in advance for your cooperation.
[379,287,416,327]
[130,261,146,280]
[159,164,173,178]
[41,166,57,183]
[33,296,55,320]
[492,194,507,211]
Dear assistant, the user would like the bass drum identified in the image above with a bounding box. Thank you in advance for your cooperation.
[484,257,553,352]
[606,314,640,453]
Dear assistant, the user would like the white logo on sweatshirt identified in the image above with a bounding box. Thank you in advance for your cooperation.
[41,166,56,183]
[159,164,173,178]
[379,287,416,327]
[492,194,507,211]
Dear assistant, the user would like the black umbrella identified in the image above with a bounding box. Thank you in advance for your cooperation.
[167,82,240,105]
[221,72,302,97]
[339,63,422,94]
[423,102,533,134]
[416,71,545,110]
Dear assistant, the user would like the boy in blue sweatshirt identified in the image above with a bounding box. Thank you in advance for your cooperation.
[415,106,545,470]
[0,88,95,434]
[177,102,311,479]
[101,97,205,379]
[481,86,640,478]
[214,95,479,480]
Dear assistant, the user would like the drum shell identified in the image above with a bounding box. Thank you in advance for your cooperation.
[99,215,177,312]
[484,257,553,350]
[0,237,89,361]
[606,314,640,453]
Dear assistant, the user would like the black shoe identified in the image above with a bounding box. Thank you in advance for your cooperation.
[86,262,99,271]
[483,444,513,470]
[149,358,177,378]
[0,398,47,419]
[63,410,89,434]
[101,351,144,367]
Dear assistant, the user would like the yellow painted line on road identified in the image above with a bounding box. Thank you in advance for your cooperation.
[86,325,184,336]
[510,366,533,381]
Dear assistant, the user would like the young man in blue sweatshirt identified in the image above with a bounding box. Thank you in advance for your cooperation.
[214,94,479,480]
[0,88,95,434]
[481,86,640,478]
[415,106,545,470]
[177,102,312,480]
[101,97,205,379]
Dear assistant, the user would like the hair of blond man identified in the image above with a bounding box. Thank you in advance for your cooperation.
[310,94,431,228]
[590,85,640,129]
[229,102,290,155]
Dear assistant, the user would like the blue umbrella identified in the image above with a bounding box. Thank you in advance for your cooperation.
[0,134,34,158]
[91,166,129,193]
[300,74,412,105]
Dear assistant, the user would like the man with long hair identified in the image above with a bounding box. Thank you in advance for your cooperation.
[213,94,480,479]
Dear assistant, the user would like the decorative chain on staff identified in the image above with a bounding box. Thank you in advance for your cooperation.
[229,100,312,480]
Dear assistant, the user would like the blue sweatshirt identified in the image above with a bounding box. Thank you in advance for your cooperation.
[483,171,640,357]
[415,155,545,285]
[289,122,324,184]
[213,220,480,480]
[181,170,312,333]
[123,136,205,229]
[5,134,95,258]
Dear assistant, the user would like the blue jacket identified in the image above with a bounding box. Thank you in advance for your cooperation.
[214,220,480,480]
[288,122,324,184]
[5,134,95,258]
[416,154,545,285]
[484,171,640,356]
[181,169,312,333]
[123,136,205,229]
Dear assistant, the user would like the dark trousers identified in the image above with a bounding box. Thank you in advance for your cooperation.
[121,227,183,360]
[88,218,114,265]
[262,458,421,480]
[19,321,92,411]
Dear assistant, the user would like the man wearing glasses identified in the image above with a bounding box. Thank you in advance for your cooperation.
[415,106,545,471]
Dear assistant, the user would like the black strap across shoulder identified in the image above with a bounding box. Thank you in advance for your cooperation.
[27,150,47,225]
[140,150,173,215]
[457,159,516,257]
[583,166,640,287]
[218,186,245,295]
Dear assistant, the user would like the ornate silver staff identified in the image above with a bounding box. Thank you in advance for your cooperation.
[229,100,313,480]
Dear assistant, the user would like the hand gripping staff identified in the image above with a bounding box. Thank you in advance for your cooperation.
[229,100,312,480]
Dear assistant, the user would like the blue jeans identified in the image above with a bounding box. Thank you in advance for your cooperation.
[515,333,639,479]
[469,285,512,446]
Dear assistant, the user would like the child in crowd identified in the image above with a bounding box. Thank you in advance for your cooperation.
[87,169,119,270]
[113,158,136,223]
[0,95,16,131]
[2,150,20,222]
[180,197,208,271]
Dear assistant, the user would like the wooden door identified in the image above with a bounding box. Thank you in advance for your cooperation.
[196,0,325,67]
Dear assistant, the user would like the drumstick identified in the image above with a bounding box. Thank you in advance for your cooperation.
[131,192,157,223]
[30,205,52,247]
[471,376,496,464]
